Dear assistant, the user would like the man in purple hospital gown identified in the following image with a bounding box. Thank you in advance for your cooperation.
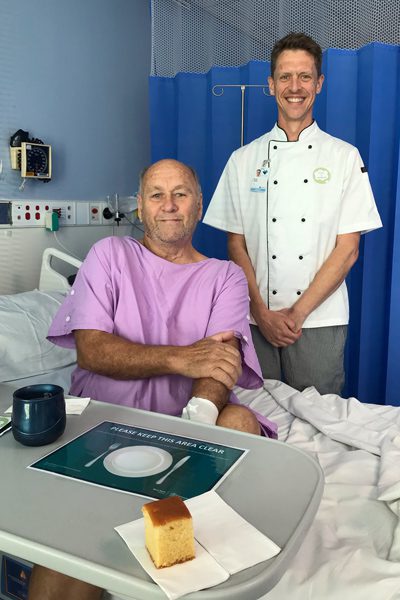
[28,159,276,600]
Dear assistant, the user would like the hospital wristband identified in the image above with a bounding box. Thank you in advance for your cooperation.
[181,397,219,425]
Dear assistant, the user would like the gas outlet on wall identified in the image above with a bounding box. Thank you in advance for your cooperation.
[89,203,102,224]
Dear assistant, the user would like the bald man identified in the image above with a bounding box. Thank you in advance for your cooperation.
[29,159,276,600]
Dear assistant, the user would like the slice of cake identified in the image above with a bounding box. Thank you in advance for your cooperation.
[142,495,195,568]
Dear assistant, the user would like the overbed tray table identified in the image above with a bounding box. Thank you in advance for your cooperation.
[0,383,323,599]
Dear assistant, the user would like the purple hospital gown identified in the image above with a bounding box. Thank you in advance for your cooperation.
[48,237,277,438]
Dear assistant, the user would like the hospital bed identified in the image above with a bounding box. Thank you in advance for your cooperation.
[1,248,400,599]
[238,383,400,599]
[0,247,81,392]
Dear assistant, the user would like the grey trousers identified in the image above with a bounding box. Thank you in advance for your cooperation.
[250,324,347,396]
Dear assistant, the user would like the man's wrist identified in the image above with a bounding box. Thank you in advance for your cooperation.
[181,397,219,425]
[290,302,308,327]
[165,345,185,375]
[250,299,269,324]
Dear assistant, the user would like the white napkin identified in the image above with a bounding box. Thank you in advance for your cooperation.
[5,395,90,415]
[115,490,280,600]
[64,395,91,414]
[115,521,228,600]
[186,490,281,574]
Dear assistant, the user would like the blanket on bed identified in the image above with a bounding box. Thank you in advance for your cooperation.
[0,290,76,384]
[237,380,400,600]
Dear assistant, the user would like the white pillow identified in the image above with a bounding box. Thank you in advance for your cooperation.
[0,290,76,382]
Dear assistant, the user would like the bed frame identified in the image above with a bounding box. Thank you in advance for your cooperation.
[38,247,82,292]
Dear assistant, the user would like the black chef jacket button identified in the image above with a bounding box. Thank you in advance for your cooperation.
[272,290,277,295]
[273,180,278,185]
[272,255,276,259]
[301,218,306,222]
[304,179,308,183]
[299,255,303,260]
[273,145,277,149]
[272,217,277,222]
[308,145,312,149]
[297,290,301,295]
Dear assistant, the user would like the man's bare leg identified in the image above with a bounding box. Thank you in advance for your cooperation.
[28,565,103,600]
[217,404,261,435]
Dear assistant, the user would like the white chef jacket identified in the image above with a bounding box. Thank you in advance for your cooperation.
[203,122,382,328]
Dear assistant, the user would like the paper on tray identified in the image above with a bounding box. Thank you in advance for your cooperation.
[115,519,228,600]
[5,396,90,415]
[64,395,91,414]
[115,490,280,600]
[186,490,281,573]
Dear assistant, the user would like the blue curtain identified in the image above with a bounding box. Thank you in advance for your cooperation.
[149,43,400,406]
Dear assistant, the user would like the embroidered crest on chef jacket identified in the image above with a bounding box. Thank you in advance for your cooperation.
[313,167,331,184]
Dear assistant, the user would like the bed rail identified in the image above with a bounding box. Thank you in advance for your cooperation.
[38,247,82,292]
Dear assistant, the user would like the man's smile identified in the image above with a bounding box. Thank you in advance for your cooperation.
[157,218,183,222]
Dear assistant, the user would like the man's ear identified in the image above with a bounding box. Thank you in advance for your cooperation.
[316,74,324,94]
[198,193,203,220]
[268,76,275,96]
[137,194,143,221]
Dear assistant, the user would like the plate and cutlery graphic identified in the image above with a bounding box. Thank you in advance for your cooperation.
[85,442,191,482]
[84,442,121,467]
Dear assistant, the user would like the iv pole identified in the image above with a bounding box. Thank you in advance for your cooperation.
[212,84,270,147]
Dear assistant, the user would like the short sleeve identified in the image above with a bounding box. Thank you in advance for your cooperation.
[47,239,116,348]
[337,148,382,235]
[205,262,263,389]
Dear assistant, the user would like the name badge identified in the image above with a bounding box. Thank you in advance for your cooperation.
[250,167,269,193]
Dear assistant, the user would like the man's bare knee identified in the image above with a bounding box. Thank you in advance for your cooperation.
[28,565,103,600]
[217,404,261,435]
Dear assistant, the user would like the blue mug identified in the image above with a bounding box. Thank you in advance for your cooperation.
[12,384,66,446]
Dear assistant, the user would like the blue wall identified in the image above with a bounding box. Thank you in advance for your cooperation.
[0,0,151,200]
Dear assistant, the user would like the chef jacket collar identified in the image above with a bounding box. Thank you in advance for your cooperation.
[272,120,318,142]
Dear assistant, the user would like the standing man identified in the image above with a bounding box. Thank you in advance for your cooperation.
[204,32,382,395]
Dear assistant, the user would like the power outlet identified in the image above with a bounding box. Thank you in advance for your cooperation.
[7,200,115,228]
[49,203,76,226]
[11,201,51,227]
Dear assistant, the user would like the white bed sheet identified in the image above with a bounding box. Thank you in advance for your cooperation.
[0,290,76,385]
[0,247,80,391]
[237,380,400,599]
[0,364,76,393]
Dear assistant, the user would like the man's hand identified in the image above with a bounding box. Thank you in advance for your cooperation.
[278,307,306,334]
[178,331,242,389]
[256,308,302,348]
